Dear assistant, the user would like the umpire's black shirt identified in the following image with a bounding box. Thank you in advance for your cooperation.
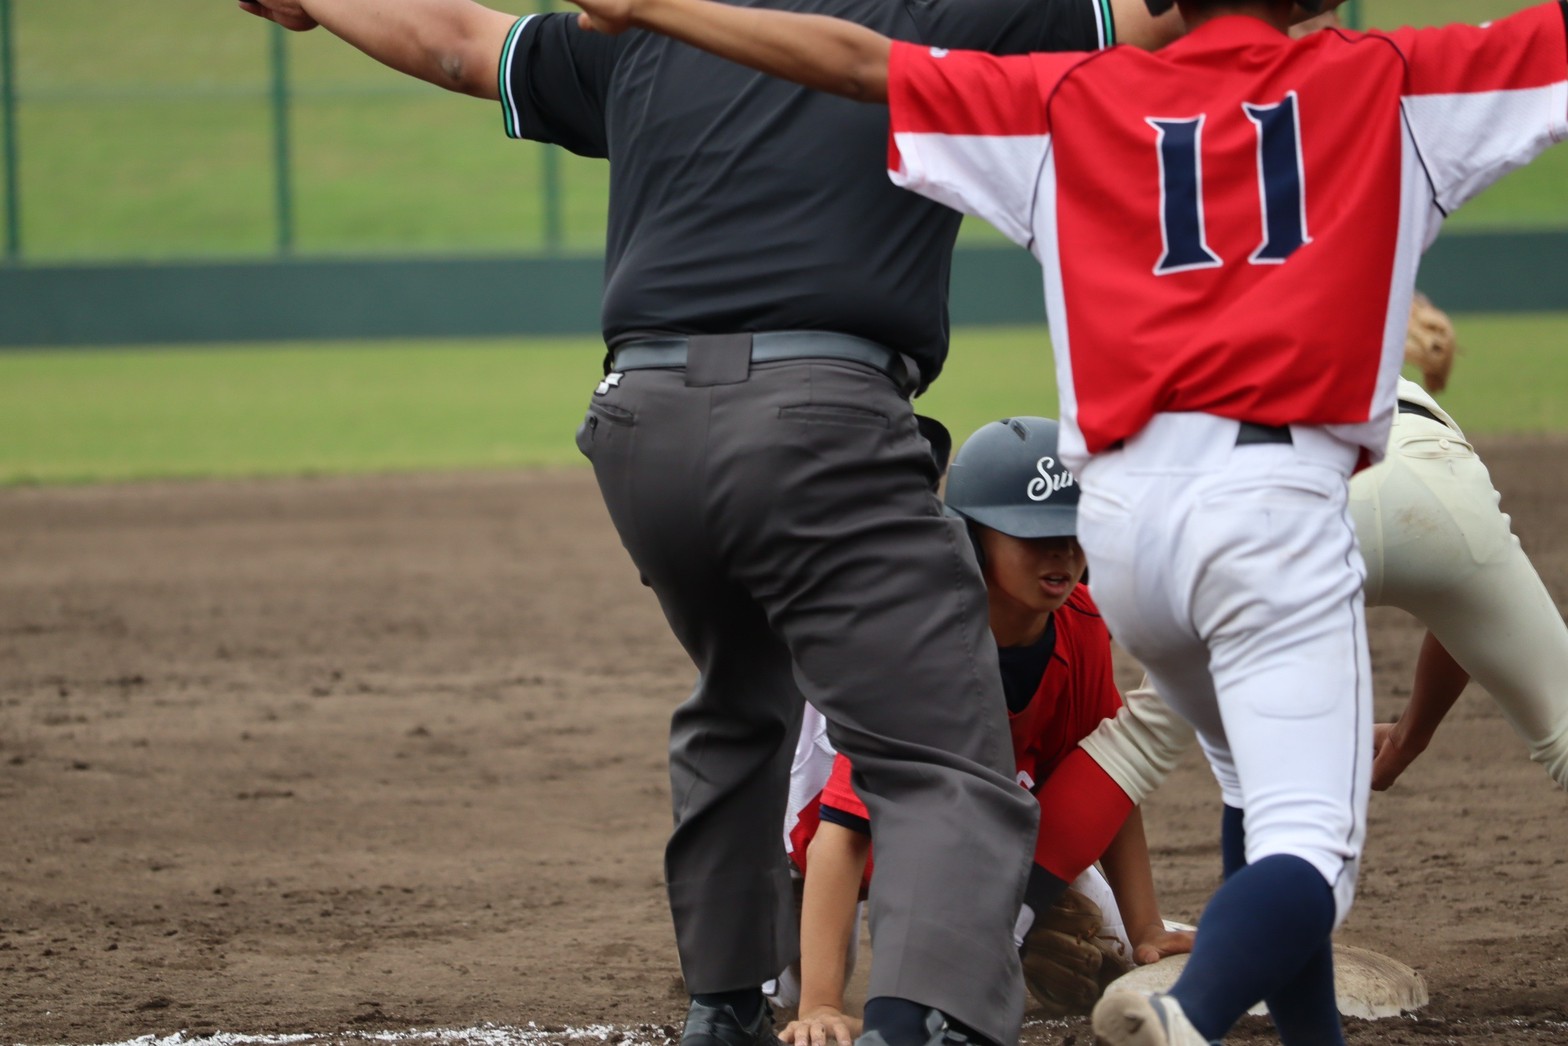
[500,0,1111,387]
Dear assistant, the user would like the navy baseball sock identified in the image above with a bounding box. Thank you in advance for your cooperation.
[691,989,763,1026]
[1264,939,1344,1046]
[1169,853,1339,1043]
[1220,804,1246,879]
[862,997,932,1046]
[1215,808,1344,1045]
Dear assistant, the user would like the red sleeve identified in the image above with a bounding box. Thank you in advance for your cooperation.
[1389,3,1568,98]
[1030,586,1133,880]
[820,752,868,821]
[886,41,1087,246]
[1032,747,1135,881]
[817,753,875,893]
[888,41,1054,139]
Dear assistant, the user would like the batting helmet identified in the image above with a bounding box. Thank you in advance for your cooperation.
[944,416,1079,539]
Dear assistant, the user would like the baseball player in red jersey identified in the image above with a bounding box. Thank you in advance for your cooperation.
[552,0,1568,1041]
[773,418,1190,1045]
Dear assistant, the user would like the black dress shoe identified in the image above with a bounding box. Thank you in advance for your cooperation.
[680,998,778,1046]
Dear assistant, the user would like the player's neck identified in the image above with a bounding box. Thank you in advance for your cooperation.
[1178,1,1293,33]
[990,604,1054,649]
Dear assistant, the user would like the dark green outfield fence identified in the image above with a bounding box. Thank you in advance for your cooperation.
[0,230,1560,347]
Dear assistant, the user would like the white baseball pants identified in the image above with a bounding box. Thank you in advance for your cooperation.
[1351,408,1568,788]
[1076,413,1373,927]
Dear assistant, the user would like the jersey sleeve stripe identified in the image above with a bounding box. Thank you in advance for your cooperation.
[497,14,537,140]
[1094,0,1113,50]
[888,47,1050,136]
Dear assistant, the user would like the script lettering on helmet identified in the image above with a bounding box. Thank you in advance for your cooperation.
[1027,456,1075,502]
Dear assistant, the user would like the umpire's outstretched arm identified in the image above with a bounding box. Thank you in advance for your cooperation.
[236,0,1189,104]
[567,0,1190,102]
[239,0,518,101]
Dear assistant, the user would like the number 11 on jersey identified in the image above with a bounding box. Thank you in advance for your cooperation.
[1148,92,1311,276]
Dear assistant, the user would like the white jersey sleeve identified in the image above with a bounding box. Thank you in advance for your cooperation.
[1391,3,1568,215]
[886,42,1091,247]
[782,703,837,855]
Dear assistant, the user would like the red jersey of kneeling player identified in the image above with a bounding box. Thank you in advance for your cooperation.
[786,584,1123,892]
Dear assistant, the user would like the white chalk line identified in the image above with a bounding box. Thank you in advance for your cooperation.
[14,1013,1568,1046]
[11,1024,678,1046]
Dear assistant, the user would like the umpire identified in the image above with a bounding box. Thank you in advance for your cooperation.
[238,2,1179,1045]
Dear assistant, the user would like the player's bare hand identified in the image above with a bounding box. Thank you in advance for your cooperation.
[1129,923,1194,967]
[780,1006,862,1046]
[237,0,319,32]
[566,0,637,35]
[1371,720,1426,791]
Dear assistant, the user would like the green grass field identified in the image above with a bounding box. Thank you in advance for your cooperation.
[3,315,1565,485]
[4,0,1567,485]
[4,0,1568,260]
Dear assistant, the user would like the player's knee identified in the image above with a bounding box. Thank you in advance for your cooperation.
[1529,724,1568,791]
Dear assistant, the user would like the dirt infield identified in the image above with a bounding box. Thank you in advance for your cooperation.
[2,442,1566,1046]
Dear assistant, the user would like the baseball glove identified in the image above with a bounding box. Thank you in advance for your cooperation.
[1019,887,1134,1018]
[1405,292,1457,393]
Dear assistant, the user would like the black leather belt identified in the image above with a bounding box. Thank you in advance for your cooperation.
[609,331,920,394]
[1235,421,1293,446]
[1397,399,1445,426]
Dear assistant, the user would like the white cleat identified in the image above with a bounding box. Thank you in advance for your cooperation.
[1091,993,1214,1046]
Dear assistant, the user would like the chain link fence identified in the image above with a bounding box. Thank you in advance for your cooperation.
[15,0,1568,267]
[0,0,611,262]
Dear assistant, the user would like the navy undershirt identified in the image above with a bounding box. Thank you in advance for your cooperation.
[997,615,1056,715]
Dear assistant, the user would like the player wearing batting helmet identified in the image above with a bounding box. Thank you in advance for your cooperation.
[945,416,1080,548]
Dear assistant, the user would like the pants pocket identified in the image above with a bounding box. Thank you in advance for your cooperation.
[577,400,637,459]
[777,403,890,429]
[574,412,597,459]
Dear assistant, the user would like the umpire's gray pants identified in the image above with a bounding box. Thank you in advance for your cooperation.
[575,355,1038,1045]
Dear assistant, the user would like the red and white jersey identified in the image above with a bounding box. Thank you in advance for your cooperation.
[794,586,1121,884]
[887,5,1568,469]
